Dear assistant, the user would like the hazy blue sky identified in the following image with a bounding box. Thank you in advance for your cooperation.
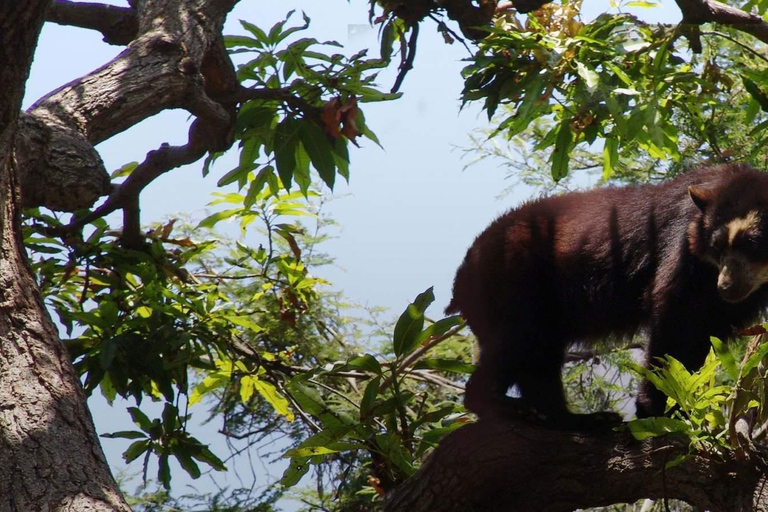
[23,0,682,505]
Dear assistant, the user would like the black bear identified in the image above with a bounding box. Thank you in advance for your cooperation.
[446,163,768,428]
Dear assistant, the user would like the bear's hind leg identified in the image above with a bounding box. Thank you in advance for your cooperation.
[464,331,519,418]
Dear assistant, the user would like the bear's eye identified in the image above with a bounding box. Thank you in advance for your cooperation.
[732,234,764,257]
[711,228,727,253]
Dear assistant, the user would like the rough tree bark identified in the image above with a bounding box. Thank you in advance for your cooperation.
[0,2,130,510]
[0,0,240,509]
[384,418,768,512]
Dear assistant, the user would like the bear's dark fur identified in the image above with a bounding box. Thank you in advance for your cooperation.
[446,164,768,427]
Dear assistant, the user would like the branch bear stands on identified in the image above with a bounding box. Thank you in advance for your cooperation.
[447,163,768,429]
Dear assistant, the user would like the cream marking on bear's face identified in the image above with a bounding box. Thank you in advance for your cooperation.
[727,210,762,244]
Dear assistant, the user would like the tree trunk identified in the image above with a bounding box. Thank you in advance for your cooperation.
[0,2,130,510]
[384,418,768,512]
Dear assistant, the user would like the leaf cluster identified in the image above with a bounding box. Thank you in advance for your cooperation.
[277,287,470,501]
[462,3,768,181]
[212,10,395,199]
[626,331,768,469]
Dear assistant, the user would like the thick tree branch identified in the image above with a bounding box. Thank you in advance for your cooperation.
[16,112,110,210]
[437,0,768,45]
[46,0,138,45]
[384,418,768,512]
[22,0,239,218]
[675,0,768,46]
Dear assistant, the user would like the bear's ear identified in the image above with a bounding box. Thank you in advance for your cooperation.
[689,185,714,212]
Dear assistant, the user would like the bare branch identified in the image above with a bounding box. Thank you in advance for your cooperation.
[46,0,138,45]
[64,120,209,237]
[391,23,419,94]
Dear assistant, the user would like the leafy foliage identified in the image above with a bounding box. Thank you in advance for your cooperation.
[625,331,768,469]
[462,2,768,181]
[213,10,395,197]
[277,287,468,497]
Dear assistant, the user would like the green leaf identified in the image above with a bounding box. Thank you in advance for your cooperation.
[409,405,459,432]
[192,445,227,471]
[627,417,688,440]
[99,337,119,369]
[279,12,312,45]
[101,430,147,440]
[284,442,361,458]
[332,137,350,182]
[710,337,738,381]
[576,61,599,93]
[254,379,295,422]
[274,118,299,190]
[341,354,382,375]
[550,120,573,181]
[294,142,311,195]
[161,404,178,433]
[123,439,151,463]
[223,314,263,333]
[224,35,261,49]
[624,0,660,7]
[742,337,768,374]
[267,10,296,44]
[414,315,464,346]
[393,287,435,357]
[239,20,268,45]
[280,456,310,487]
[128,407,152,432]
[158,454,171,489]
[360,376,381,419]
[298,121,336,188]
[111,161,138,179]
[189,372,229,405]
[743,76,768,113]
[175,452,201,479]
[665,453,690,470]
[602,136,619,180]
[375,432,414,475]
[198,209,240,229]
[240,374,256,403]
[380,21,395,62]
[413,358,474,374]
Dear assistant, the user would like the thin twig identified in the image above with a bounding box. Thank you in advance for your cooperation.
[391,23,419,94]
[700,30,768,66]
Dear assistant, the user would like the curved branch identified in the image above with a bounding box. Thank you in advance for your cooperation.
[391,23,419,94]
[64,118,210,242]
